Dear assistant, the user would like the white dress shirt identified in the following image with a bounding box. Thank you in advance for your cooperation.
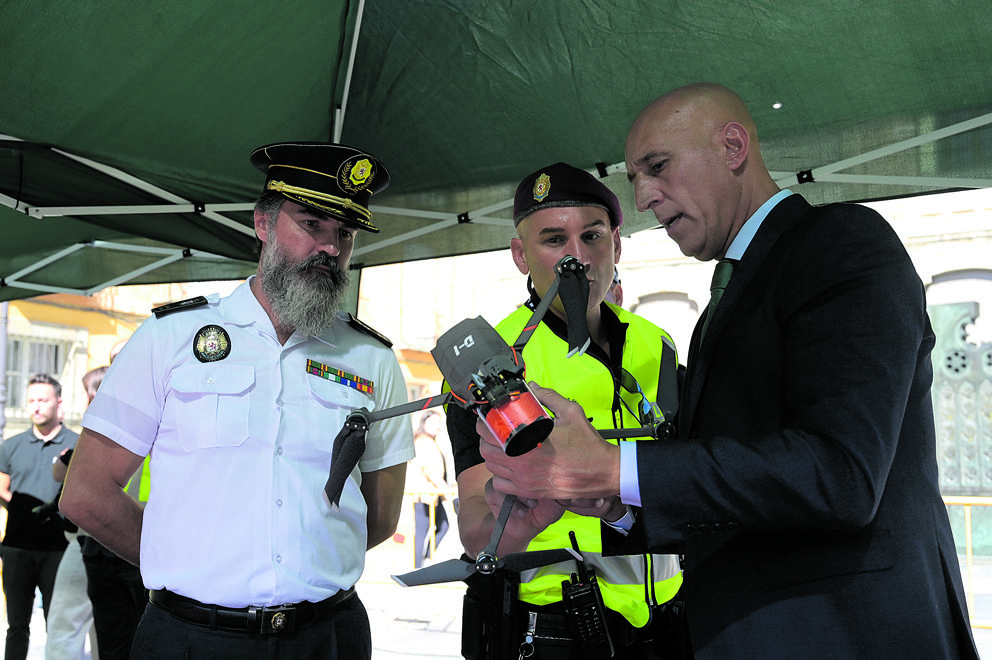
[83,279,414,606]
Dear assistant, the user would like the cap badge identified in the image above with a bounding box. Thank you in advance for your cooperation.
[193,325,231,363]
[338,156,375,194]
[533,173,551,202]
[306,359,374,395]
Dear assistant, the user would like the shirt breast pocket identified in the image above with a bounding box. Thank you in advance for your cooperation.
[307,375,373,455]
[169,364,254,452]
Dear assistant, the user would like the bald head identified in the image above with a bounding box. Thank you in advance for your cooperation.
[624,83,780,261]
[628,83,762,172]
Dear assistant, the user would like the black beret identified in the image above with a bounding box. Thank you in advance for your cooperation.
[512,162,623,228]
[250,142,390,233]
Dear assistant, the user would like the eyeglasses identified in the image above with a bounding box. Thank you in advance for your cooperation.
[618,367,662,427]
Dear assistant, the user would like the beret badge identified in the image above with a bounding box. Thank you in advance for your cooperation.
[532,173,551,203]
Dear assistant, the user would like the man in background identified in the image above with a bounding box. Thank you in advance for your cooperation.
[43,367,106,660]
[61,363,147,660]
[0,374,76,660]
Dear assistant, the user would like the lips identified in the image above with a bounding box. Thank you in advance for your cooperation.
[661,213,683,231]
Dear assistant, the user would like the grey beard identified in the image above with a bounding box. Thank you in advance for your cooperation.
[259,244,352,337]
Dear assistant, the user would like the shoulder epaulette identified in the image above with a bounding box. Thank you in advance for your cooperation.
[152,296,209,318]
[347,314,392,348]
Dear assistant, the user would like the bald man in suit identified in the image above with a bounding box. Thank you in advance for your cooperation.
[479,83,979,659]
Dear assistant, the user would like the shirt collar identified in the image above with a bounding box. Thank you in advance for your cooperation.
[221,277,267,328]
[31,425,65,445]
[725,189,793,260]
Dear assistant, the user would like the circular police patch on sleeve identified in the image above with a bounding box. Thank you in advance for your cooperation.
[193,325,231,363]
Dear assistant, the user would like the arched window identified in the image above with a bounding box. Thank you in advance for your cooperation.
[926,269,992,494]
[630,292,700,361]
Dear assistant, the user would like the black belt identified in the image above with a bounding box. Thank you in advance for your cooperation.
[148,586,356,634]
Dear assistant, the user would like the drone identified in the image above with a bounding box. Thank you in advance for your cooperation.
[323,256,676,588]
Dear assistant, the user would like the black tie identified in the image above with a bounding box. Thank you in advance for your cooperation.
[701,259,735,339]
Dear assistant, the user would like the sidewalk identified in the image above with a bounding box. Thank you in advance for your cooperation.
[0,502,466,660]
[362,502,465,659]
[6,519,992,659]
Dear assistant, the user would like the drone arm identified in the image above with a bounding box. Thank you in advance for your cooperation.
[512,275,560,354]
[360,392,455,425]
[598,426,660,440]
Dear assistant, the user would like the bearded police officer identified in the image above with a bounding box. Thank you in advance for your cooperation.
[450,162,687,660]
[60,142,414,660]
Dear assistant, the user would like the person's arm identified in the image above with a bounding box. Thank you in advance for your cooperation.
[455,463,497,556]
[52,448,72,483]
[59,428,145,565]
[620,205,931,552]
[0,472,11,509]
[456,462,565,557]
[361,462,407,549]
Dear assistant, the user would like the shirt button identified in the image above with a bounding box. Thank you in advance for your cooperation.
[276,447,284,455]
[206,377,215,384]
[274,555,282,564]
[276,499,283,507]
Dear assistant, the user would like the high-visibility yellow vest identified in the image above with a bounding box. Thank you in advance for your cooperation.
[495,303,683,627]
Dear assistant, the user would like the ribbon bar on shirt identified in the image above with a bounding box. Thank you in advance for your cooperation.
[306,359,374,395]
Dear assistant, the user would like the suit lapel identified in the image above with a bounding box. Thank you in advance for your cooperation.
[681,194,813,433]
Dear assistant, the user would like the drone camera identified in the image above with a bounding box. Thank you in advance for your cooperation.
[433,317,553,456]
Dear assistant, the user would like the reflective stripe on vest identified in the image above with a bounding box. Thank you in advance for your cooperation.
[495,304,683,628]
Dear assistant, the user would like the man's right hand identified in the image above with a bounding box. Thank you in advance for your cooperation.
[481,383,622,503]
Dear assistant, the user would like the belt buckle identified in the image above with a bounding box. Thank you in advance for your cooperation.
[250,604,297,634]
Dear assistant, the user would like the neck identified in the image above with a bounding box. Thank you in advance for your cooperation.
[250,275,295,345]
[34,422,61,441]
[586,305,610,357]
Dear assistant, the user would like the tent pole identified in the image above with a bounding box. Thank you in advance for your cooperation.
[334,0,367,143]
[774,111,992,188]
[1,301,8,439]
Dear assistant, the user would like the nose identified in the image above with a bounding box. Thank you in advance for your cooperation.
[632,176,663,213]
[316,232,341,257]
[564,238,592,271]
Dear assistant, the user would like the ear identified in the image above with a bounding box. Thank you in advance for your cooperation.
[253,208,271,243]
[721,121,750,171]
[510,237,530,275]
[612,227,622,263]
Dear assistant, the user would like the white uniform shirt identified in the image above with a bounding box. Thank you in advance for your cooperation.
[82,279,414,606]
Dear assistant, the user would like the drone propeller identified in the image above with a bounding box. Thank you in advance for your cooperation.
[392,492,581,587]
[391,556,475,587]
[392,547,579,588]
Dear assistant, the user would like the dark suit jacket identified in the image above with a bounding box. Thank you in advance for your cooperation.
[609,194,978,659]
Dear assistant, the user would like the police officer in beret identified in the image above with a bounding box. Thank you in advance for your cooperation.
[448,162,688,659]
[61,142,414,659]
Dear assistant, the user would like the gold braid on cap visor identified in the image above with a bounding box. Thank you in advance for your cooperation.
[266,180,372,222]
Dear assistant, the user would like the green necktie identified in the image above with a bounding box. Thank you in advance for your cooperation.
[701,259,735,339]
